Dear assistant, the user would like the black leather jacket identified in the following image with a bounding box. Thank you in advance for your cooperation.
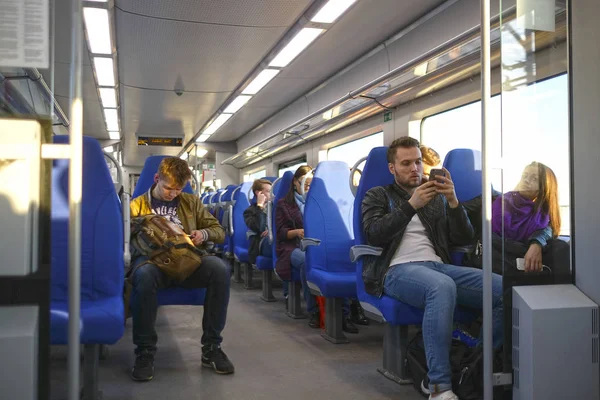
[361,183,475,297]
[243,203,267,264]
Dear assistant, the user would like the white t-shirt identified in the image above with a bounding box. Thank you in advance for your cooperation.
[389,213,442,266]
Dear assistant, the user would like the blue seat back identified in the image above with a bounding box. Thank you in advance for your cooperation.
[443,149,482,202]
[305,161,355,273]
[272,172,294,270]
[353,147,394,298]
[202,193,211,204]
[233,182,252,259]
[51,136,124,302]
[132,155,194,199]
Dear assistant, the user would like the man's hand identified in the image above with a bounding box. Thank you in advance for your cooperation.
[190,230,205,246]
[408,181,438,210]
[432,167,459,208]
[261,230,269,238]
[524,243,543,272]
[257,192,267,207]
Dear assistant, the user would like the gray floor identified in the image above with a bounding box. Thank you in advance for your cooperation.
[50,277,424,400]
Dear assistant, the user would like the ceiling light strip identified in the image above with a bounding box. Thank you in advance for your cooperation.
[181,0,358,154]
[84,3,122,142]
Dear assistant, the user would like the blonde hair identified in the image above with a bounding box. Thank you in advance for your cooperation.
[420,145,441,167]
[157,157,192,187]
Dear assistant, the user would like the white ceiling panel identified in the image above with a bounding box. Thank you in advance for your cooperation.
[116,11,287,92]
[116,0,311,27]
[211,0,445,142]
[120,85,230,142]
[212,105,279,142]
[211,76,314,141]
[278,0,444,81]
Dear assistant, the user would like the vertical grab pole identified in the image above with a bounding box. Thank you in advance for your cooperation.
[480,0,493,399]
[68,0,83,399]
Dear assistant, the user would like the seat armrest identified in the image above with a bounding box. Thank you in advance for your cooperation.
[349,245,383,262]
[300,238,321,251]
[450,245,475,253]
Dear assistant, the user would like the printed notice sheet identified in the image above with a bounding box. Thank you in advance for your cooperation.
[0,0,49,68]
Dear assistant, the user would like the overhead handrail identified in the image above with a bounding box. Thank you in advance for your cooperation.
[102,151,130,267]
[349,156,367,197]
[103,151,123,193]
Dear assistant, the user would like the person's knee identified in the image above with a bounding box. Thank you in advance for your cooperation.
[133,264,160,292]
[428,275,457,305]
[204,257,230,284]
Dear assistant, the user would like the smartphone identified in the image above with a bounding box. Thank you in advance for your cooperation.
[516,258,525,270]
[429,168,445,182]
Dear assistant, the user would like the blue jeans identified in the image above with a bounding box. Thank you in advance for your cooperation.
[130,256,230,355]
[259,237,273,258]
[290,248,351,316]
[383,261,503,394]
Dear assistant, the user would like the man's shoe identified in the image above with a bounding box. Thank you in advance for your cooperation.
[202,345,235,374]
[429,390,458,400]
[131,352,154,382]
[308,311,320,328]
[350,301,370,325]
[342,317,359,334]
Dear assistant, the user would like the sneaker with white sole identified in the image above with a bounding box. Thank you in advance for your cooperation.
[428,390,459,400]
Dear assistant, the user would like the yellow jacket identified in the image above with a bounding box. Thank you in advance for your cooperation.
[130,187,225,245]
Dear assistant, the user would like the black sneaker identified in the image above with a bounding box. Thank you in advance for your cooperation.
[131,352,154,382]
[308,311,320,328]
[342,317,359,334]
[202,345,235,374]
[350,301,370,326]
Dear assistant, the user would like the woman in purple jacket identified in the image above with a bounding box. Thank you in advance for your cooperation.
[465,162,570,280]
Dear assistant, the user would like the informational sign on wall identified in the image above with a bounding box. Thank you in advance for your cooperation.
[0,0,49,68]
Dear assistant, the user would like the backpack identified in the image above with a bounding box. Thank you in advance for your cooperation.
[406,330,489,400]
[129,214,204,283]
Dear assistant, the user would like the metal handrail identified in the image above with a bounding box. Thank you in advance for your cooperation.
[349,156,367,197]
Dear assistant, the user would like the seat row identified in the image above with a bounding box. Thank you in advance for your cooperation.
[47,136,483,396]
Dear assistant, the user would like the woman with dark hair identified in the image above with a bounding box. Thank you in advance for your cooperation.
[464,161,570,280]
[275,165,359,332]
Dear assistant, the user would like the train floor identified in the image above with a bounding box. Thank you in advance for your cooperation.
[50,276,423,400]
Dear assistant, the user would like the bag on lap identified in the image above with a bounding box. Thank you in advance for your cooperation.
[129,215,203,283]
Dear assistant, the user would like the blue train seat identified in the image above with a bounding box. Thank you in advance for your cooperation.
[232,182,253,287]
[443,148,482,202]
[131,155,206,307]
[221,185,240,260]
[132,155,194,198]
[443,148,483,264]
[303,161,356,343]
[50,135,125,397]
[350,146,474,383]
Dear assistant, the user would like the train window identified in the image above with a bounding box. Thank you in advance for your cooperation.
[246,169,266,182]
[421,74,569,234]
[327,131,383,168]
[278,157,307,177]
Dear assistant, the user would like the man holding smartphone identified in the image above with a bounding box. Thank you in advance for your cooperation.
[361,137,503,400]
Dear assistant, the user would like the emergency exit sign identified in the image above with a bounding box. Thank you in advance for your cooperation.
[384,111,393,122]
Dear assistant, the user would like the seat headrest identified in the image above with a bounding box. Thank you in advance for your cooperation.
[274,171,294,202]
[132,155,194,198]
[443,148,482,202]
